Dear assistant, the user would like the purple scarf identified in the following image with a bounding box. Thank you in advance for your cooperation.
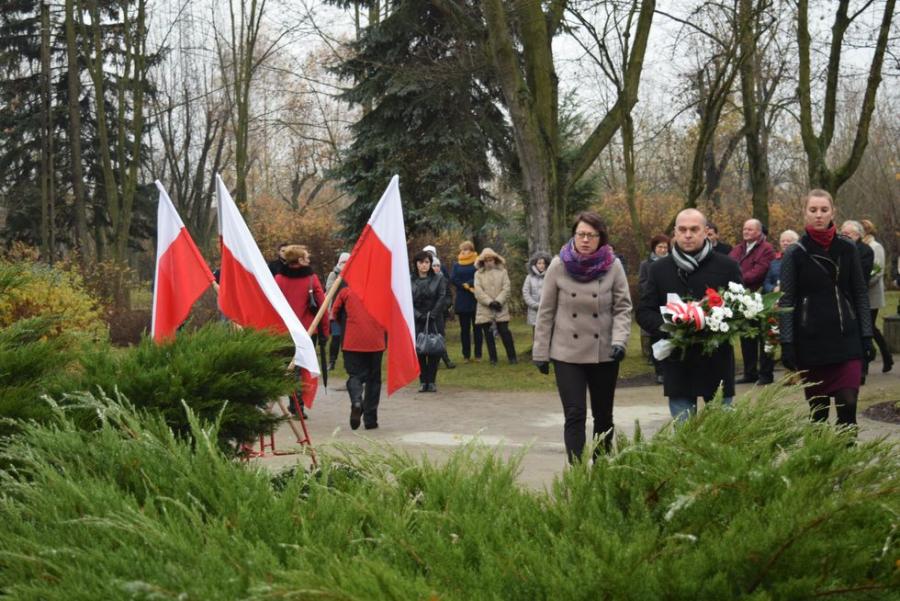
[559,239,615,282]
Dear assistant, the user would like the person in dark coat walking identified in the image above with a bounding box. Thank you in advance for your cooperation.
[332,285,386,430]
[432,257,456,369]
[730,219,777,384]
[450,241,482,362]
[779,190,873,427]
[638,234,670,384]
[411,251,448,392]
[706,223,732,255]
[638,209,743,421]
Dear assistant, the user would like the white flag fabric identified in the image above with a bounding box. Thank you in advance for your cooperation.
[215,174,319,374]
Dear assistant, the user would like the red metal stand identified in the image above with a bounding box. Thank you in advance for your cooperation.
[238,395,318,467]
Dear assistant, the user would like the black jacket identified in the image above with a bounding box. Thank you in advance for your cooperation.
[856,240,874,281]
[778,234,872,367]
[637,251,742,399]
[411,272,448,333]
[712,241,733,255]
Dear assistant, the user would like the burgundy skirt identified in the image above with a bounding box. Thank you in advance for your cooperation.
[802,359,863,397]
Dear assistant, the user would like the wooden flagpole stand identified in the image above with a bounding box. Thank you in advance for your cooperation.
[214,278,340,468]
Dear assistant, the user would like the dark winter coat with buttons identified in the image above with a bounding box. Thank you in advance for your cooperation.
[778,234,872,367]
[637,251,742,399]
[532,256,632,364]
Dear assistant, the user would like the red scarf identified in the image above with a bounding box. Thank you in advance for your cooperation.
[806,223,836,250]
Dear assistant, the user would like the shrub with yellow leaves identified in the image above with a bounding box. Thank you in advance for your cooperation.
[0,259,107,340]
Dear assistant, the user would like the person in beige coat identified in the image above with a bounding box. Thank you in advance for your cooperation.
[474,248,518,365]
[861,219,893,372]
[533,211,632,462]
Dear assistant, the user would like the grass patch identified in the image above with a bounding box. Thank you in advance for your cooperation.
[1,386,897,599]
[328,317,655,392]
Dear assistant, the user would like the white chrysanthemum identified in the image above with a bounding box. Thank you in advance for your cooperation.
[728,282,745,293]
[723,308,733,318]
[720,322,730,332]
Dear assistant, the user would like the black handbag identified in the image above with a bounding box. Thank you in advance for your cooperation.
[416,314,445,356]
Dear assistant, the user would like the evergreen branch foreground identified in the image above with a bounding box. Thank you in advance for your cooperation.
[1,388,898,600]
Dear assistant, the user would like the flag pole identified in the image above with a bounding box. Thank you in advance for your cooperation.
[209,282,309,448]
[306,275,343,336]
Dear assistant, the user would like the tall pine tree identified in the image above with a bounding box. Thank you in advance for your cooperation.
[331,0,513,240]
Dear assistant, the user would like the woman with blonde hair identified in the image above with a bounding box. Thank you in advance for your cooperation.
[275,244,329,415]
[778,191,873,427]
[860,219,892,372]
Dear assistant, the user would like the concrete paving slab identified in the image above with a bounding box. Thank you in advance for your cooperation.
[253,367,899,490]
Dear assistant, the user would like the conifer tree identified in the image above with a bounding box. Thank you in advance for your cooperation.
[331,0,513,240]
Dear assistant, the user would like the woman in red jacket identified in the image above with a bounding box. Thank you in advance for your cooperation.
[332,286,386,430]
[275,245,329,413]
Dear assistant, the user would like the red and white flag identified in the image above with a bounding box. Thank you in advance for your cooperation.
[341,175,418,394]
[151,181,215,342]
[215,174,319,374]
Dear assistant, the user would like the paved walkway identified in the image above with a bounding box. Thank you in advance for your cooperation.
[255,366,899,490]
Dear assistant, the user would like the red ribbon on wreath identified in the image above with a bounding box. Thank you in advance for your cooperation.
[665,299,706,331]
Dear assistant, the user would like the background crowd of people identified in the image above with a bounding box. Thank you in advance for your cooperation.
[269,193,896,460]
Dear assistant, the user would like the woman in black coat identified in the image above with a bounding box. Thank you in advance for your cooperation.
[778,190,873,427]
[411,251,448,392]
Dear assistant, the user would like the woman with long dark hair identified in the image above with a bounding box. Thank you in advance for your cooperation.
[779,190,874,427]
[533,211,632,462]
[411,250,448,392]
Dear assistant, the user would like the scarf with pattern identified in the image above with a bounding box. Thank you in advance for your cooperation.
[671,239,713,274]
[559,239,615,282]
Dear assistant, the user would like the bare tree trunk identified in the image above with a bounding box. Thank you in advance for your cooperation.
[39,1,54,262]
[65,0,89,261]
[797,0,896,194]
[738,0,769,226]
[621,108,643,243]
[482,0,655,252]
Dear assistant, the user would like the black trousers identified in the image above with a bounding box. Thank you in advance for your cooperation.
[343,350,383,427]
[481,321,517,362]
[740,333,774,379]
[418,354,439,384]
[871,309,893,368]
[553,360,620,463]
[457,311,482,359]
[328,333,342,365]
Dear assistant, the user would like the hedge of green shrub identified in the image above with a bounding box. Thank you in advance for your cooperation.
[0,320,295,449]
[0,386,897,600]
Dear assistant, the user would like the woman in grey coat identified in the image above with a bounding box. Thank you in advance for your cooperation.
[533,212,632,463]
[522,251,552,328]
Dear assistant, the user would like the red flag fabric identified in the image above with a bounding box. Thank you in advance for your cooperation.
[341,175,419,394]
[151,181,215,342]
[215,174,320,376]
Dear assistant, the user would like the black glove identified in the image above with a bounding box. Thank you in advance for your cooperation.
[863,338,876,362]
[534,361,550,375]
[489,301,502,311]
[610,345,626,362]
[781,343,797,371]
